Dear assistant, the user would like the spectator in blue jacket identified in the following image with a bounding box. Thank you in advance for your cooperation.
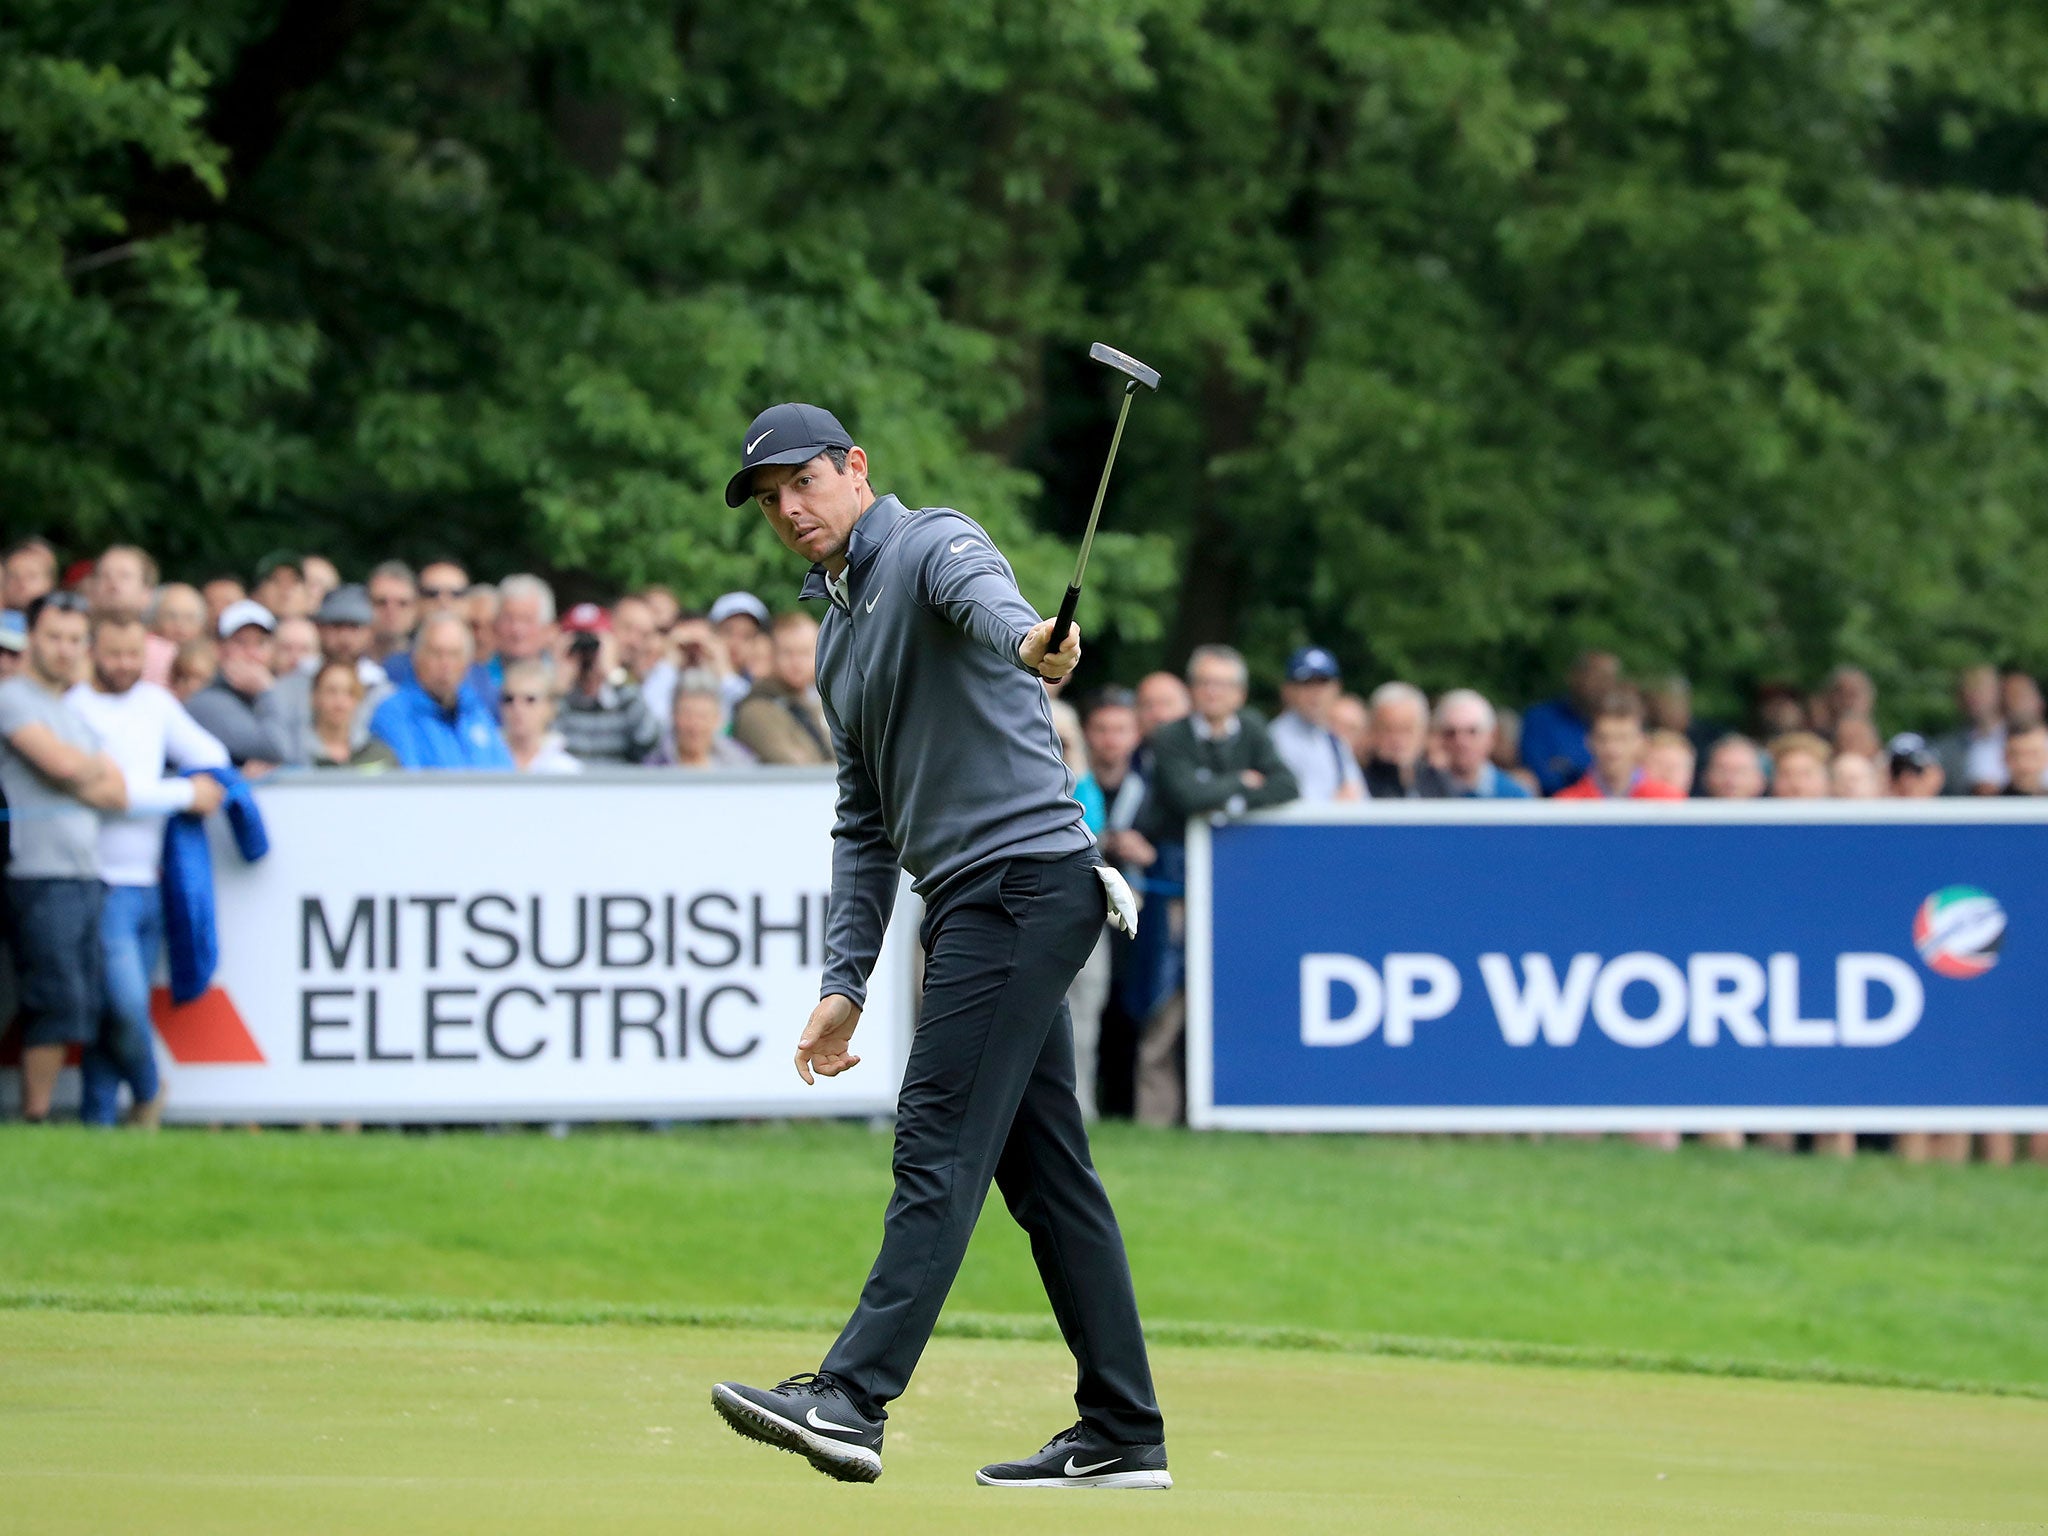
[1520,650,1620,795]
[369,613,512,769]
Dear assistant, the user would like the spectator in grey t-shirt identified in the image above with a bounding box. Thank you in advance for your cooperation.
[0,593,127,1121]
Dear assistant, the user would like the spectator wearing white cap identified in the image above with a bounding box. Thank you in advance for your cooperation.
[710,590,770,652]
[1268,646,1366,803]
[709,590,772,706]
[183,599,302,768]
[1435,689,1532,798]
[553,603,660,765]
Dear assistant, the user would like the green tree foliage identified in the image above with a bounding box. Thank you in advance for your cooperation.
[5,0,2048,721]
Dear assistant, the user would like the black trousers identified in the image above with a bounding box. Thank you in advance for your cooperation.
[820,848,1164,1445]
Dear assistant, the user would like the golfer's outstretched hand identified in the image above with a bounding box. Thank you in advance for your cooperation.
[1020,618,1081,681]
[796,994,863,1084]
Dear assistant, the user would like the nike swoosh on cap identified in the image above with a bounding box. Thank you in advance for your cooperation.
[746,429,774,454]
[806,1406,866,1436]
[1065,1455,1119,1476]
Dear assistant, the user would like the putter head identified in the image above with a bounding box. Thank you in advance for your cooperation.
[1089,341,1161,392]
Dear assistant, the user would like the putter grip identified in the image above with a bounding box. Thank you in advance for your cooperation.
[1048,585,1082,655]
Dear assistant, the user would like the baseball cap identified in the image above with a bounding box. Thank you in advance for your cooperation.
[254,550,303,582]
[709,591,771,629]
[560,602,611,634]
[314,583,373,626]
[1286,646,1342,683]
[0,611,24,654]
[1887,732,1938,773]
[217,598,276,639]
[723,403,854,508]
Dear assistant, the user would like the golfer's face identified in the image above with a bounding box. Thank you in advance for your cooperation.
[755,450,866,566]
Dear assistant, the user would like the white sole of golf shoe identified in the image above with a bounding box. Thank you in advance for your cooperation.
[975,1468,1172,1489]
[710,1383,882,1484]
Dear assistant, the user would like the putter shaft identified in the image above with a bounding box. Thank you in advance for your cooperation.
[1070,382,1137,591]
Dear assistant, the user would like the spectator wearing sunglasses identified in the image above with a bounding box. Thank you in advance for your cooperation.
[499,661,581,775]
[365,560,418,664]
[416,560,470,618]
[382,559,499,715]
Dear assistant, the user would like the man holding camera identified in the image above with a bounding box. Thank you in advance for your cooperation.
[553,603,661,765]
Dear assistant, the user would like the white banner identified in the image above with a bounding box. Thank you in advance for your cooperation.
[155,770,915,1123]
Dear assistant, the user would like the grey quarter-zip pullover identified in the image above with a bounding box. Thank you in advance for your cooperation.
[800,493,1092,1005]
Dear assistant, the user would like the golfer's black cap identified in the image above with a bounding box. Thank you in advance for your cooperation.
[724,403,854,508]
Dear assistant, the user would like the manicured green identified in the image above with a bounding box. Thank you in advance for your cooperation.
[4,1124,2044,1391]
[4,1311,2043,1535]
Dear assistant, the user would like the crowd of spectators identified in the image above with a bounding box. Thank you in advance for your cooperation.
[1,533,2042,1160]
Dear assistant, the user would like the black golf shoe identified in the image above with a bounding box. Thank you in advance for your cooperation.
[975,1422,1171,1489]
[710,1372,884,1483]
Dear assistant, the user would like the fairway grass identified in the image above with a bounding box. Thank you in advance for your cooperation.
[5,1123,2045,1391]
[5,1311,2043,1535]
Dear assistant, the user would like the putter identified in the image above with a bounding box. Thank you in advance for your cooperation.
[1048,342,1162,652]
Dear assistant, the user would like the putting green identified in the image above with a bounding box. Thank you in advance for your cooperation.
[3,1310,2041,1534]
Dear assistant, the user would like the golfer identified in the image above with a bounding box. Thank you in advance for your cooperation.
[710,404,1169,1491]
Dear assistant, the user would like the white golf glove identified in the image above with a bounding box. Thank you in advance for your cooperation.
[1096,864,1139,937]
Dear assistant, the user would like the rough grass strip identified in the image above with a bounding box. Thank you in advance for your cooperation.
[4,1282,2040,1402]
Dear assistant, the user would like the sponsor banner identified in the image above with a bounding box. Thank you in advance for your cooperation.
[156,772,914,1123]
[1187,801,2048,1131]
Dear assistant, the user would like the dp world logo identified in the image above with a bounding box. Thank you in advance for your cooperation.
[1913,887,2006,980]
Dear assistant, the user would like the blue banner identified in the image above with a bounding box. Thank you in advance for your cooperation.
[1188,805,2048,1130]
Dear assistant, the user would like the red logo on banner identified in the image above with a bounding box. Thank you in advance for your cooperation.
[151,987,265,1064]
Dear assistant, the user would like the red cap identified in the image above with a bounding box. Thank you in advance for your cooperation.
[561,602,611,634]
